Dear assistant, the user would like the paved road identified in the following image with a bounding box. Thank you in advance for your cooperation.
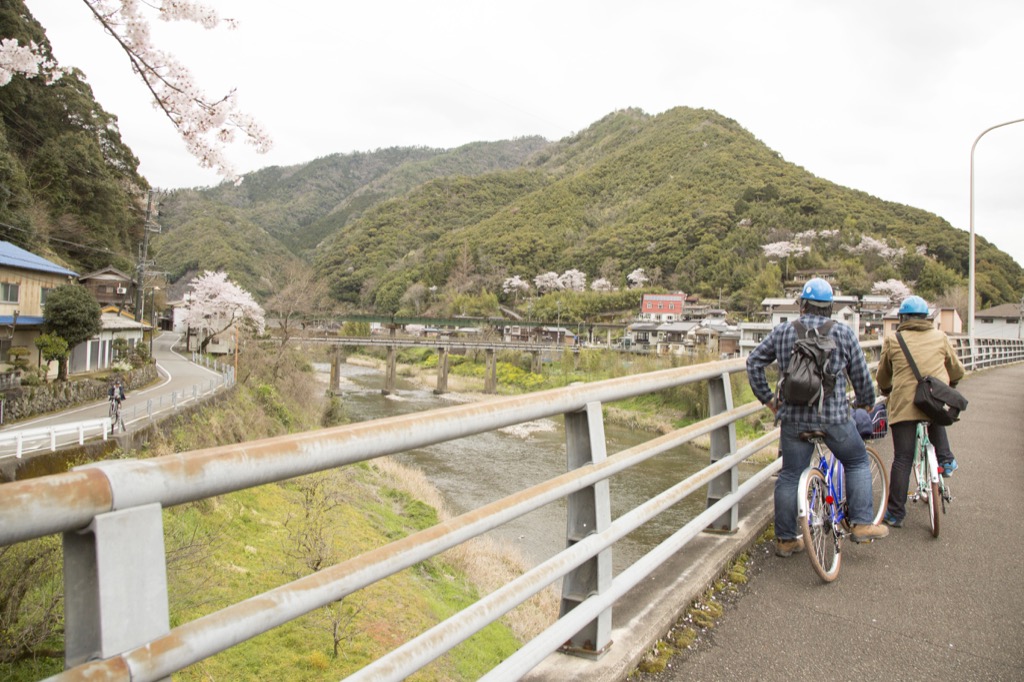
[653,362,1024,681]
[0,332,228,460]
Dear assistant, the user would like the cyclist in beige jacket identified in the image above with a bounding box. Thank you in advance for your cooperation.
[875,295,965,528]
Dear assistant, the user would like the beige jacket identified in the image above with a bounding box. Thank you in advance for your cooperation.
[875,318,966,425]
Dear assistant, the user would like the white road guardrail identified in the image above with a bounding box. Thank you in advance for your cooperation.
[0,417,114,459]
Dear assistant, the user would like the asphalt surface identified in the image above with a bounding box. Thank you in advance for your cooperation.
[0,332,226,460]
[645,362,1024,682]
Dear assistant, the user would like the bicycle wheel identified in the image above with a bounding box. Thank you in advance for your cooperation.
[865,446,889,525]
[108,400,117,419]
[928,480,940,537]
[799,468,842,582]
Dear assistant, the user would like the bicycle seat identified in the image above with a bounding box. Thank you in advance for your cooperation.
[799,430,827,441]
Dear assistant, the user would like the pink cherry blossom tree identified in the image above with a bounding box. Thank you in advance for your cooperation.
[626,268,649,289]
[0,1,271,181]
[558,269,586,292]
[182,271,265,352]
[533,271,563,294]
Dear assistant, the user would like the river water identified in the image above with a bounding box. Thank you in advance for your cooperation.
[318,362,758,574]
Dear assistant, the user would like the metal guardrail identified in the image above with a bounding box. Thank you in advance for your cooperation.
[951,336,1024,370]
[0,417,113,459]
[0,338,1018,681]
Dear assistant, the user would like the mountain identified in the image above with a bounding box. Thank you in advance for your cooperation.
[306,107,1023,313]
[153,139,549,297]
[0,0,148,275]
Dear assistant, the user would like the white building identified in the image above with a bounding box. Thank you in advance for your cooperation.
[973,303,1022,340]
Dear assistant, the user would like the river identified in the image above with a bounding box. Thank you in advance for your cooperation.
[318,361,758,574]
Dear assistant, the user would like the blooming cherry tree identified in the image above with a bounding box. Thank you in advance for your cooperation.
[1,1,271,181]
[590,277,615,292]
[626,268,649,289]
[872,278,913,304]
[502,275,530,302]
[534,271,563,294]
[182,271,265,351]
[761,241,809,259]
[558,269,586,292]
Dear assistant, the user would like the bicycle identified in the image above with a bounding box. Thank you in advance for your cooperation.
[796,431,889,582]
[109,398,126,432]
[908,421,952,538]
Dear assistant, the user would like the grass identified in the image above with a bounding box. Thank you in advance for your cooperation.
[2,343,558,681]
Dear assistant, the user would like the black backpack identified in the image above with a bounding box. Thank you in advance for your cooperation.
[779,320,837,410]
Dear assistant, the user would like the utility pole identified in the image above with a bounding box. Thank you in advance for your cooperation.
[135,190,161,322]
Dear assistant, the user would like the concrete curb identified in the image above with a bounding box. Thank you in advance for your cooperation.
[523,479,775,681]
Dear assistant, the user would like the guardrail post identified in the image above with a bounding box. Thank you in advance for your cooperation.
[705,372,739,533]
[434,347,449,395]
[63,502,170,673]
[559,401,612,658]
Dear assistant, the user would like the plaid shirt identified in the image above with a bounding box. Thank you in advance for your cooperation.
[746,313,875,424]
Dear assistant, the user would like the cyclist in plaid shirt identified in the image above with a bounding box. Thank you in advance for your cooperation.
[746,277,889,558]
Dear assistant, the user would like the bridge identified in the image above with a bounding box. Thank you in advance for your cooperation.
[0,337,1020,681]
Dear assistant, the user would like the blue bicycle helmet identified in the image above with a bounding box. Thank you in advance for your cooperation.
[898,295,928,315]
[800,277,834,303]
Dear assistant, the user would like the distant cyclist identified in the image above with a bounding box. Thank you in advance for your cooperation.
[875,295,965,528]
[108,378,126,405]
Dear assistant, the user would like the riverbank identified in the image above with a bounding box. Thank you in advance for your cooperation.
[342,354,776,456]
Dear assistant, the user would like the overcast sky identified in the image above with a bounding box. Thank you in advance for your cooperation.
[24,1,1024,269]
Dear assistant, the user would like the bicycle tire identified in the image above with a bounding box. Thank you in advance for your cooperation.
[865,446,889,525]
[928,480,940,537]
[799,467,842,582]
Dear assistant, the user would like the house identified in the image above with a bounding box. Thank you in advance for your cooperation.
[68,308,150,375]
[639,293,687,322]
[0,241,78,371]
[738,321,774,357]
[973,303,1021,339]
[652,321,699,355]
[79,266,135,310]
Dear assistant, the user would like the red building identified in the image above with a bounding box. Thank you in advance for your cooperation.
[640,293,687,321]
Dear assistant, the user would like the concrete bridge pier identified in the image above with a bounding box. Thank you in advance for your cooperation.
[383,346,397,395]
[484,349,497,394]
[434,347,449,395]
[328,348,342,394]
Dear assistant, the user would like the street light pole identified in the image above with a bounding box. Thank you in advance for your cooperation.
[969,117,1024,358]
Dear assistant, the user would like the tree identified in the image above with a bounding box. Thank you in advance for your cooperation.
[533,271,562,294]
[502,275,530,302]
[0,1,270,180]
[558,269,586,292]
[41,284,101,380]
[181,271,265,353]
[34,332,68,381]
[626,268,649,289]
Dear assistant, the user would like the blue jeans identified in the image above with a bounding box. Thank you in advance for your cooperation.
[775,418,874,540]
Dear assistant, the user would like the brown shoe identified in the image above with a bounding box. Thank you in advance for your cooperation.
[850,523,889,543]
[775,537,805,557]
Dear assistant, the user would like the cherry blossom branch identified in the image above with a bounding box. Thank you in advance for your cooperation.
[0,1,272,182]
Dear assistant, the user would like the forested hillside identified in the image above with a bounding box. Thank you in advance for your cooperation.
[0,1,147,275]
[314,107,1022,315]
[153,138,550,296]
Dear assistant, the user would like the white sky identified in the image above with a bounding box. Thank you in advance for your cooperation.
[23,0,1024,269]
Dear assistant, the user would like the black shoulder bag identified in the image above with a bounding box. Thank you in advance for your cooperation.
[895,332,968,426]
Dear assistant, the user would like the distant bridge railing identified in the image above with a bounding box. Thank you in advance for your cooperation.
[0,338,1018,681]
